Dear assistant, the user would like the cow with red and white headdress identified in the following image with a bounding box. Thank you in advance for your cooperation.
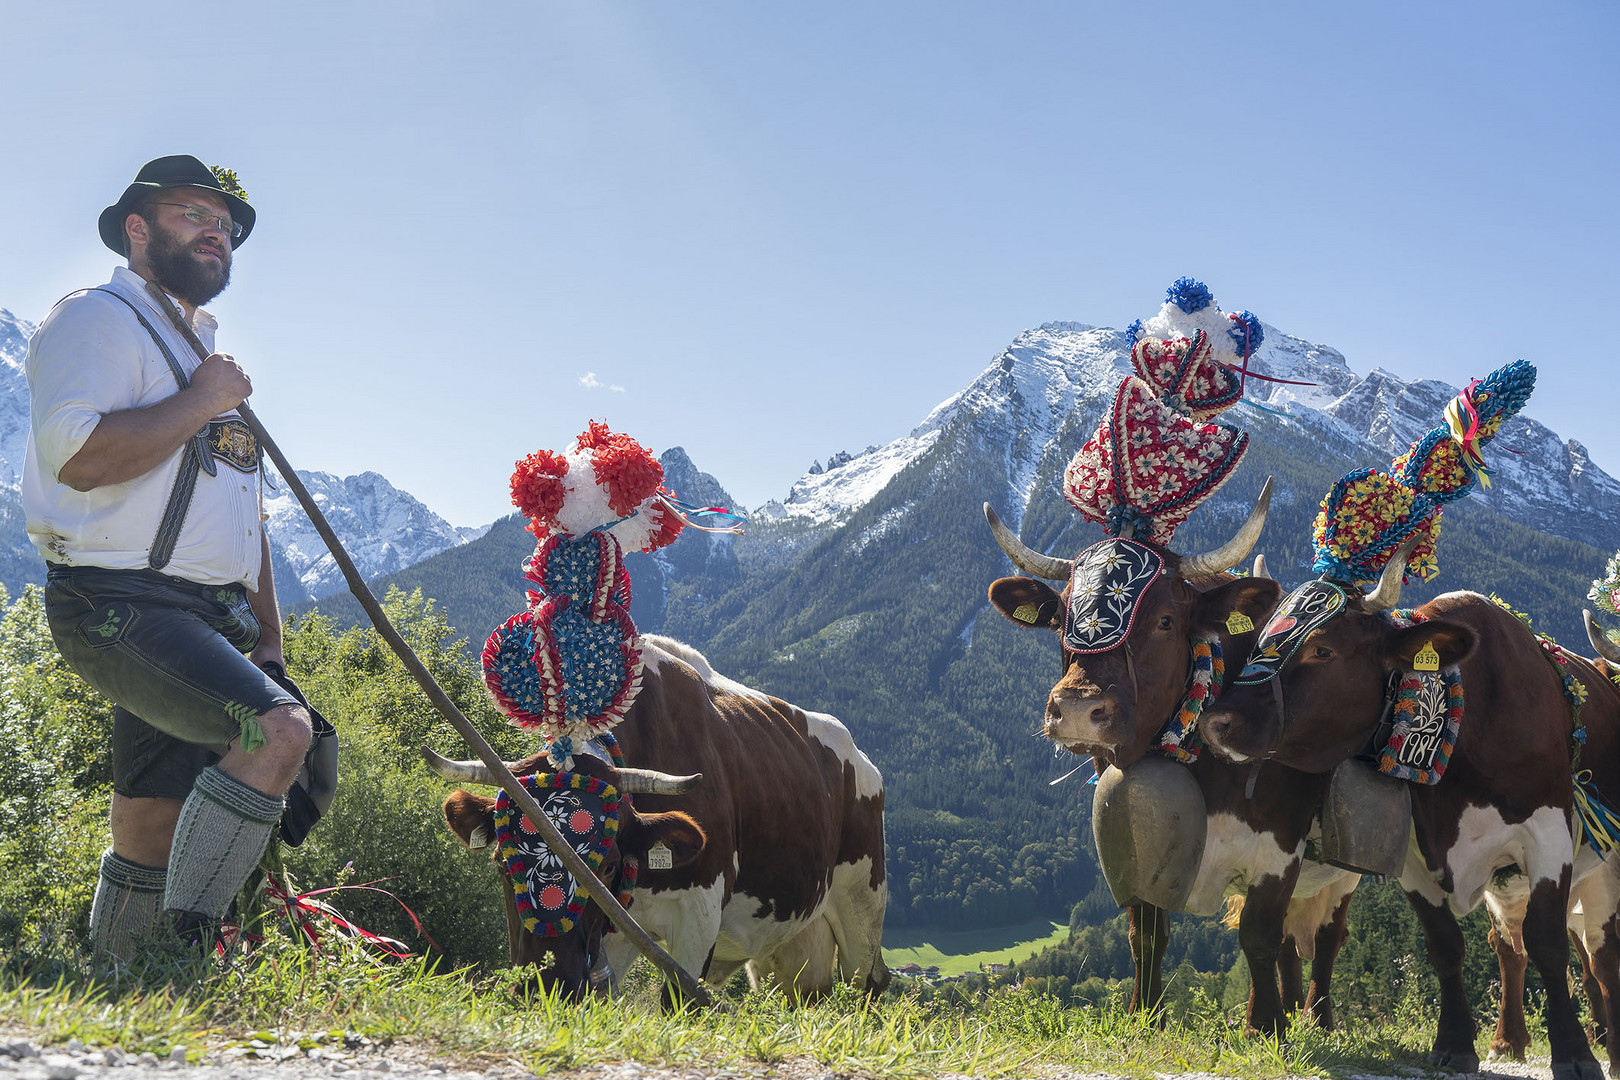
[428,423,888,1003]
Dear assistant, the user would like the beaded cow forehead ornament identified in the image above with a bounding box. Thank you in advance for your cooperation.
[486,421,745,767]
[1312,360,1536,585]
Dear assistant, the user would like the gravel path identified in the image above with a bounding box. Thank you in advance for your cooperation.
[0,1026,1582,1080]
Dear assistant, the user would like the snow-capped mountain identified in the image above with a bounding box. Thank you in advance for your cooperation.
[263,469,488,599]
[0,311,37,492]
[766,318,1620,551]
[0,306,481,601]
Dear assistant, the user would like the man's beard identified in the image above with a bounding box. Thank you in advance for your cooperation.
[145,221,231,308]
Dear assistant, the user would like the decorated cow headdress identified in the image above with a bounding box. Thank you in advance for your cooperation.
[1311,360,1536,586]
[485,421,743,768]
[991,278,1273,657]
[1062,278,1262,549]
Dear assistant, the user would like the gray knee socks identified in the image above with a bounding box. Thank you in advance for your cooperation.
[89,849,168,961]
[164,765,284,920]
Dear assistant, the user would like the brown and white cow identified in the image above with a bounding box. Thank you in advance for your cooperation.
[429,633,889,1003]
[985,483,1362,1035]
[1201,578,1620,1080]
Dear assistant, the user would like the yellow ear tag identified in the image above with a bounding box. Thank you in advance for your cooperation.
[1413,641,1441,672]
[1013,604,1041,624]
[1225,611,1255,634]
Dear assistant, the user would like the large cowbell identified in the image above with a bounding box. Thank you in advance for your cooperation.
[1093,756,1207,909]
[1063,539,1167,653]
[1318,759,1412,877]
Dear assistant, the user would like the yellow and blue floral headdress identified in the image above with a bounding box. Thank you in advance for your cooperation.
[1312,360,1536,585]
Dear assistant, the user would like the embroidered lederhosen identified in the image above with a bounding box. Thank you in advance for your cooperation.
[79,288,258,569]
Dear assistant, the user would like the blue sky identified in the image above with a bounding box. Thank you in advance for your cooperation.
[3,2,1616,528]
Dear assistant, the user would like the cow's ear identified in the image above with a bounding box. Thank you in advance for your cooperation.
[1192,577,1281,637]
[443,790,499,850]
[989,577,1063,630]
[1383,621,1476,672]
[623,810,707,869]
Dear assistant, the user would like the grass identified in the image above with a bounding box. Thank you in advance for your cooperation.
[882,918,1070,976]
[0,920,1509,1080]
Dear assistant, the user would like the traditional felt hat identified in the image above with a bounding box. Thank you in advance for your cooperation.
[98,155,255,255]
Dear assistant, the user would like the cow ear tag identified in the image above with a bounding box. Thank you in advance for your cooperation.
[1225,611,1255,634]
[647,842,674,871]
[1013,604,1041,625]
[1413,641,1441,672]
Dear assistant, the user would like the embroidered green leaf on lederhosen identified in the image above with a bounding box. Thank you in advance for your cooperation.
[77,602,139,649]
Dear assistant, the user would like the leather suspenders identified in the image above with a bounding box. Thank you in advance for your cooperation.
[78,288,224,570]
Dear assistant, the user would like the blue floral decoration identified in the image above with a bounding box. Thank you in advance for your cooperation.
[1125,319,1143,350]
[1165,277,1215,314]
[1227,311,1264,359]
[1475,359,1537,423]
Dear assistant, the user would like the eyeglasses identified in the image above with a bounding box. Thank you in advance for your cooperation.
[148,202,243,240]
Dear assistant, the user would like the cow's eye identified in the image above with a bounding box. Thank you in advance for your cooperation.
[1311,645,1333,660]
[1157,614,1174,631]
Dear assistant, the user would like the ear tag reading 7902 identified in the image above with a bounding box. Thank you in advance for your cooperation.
[1225,611,1255,634]
[1013,604,1041,625]
[1413,641,1441,672]
[647,842,674,871]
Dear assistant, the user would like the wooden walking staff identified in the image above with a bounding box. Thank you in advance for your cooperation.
[144,282,715,1007]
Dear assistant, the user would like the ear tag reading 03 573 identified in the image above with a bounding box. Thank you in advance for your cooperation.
[1225,611,1255,634]
[1413,641,1441,672]
[1013,604,1041,625]
[647,842,674,871]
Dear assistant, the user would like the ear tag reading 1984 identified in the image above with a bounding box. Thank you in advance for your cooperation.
[1225,611,1255,634]
[647,842,674,871]
[1413,641,1441,672]
[1013,604,1040,624]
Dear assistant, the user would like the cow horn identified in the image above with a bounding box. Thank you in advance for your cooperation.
[1586,610,1620,665]
[615,768,704,795]
[1252,554,1272,581]
[984,503,1073,582]
[1361,535,1422,614]
[421,745,502,785]
[420,746,701,795]
[1178,478,1274,582]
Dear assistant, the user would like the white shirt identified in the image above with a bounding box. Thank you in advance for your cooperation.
[22,267,263,588]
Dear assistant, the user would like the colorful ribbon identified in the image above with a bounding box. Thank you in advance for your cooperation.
[1443,379,1492,488]
[655,490,747,534]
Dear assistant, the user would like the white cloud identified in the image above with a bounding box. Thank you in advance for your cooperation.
[579,372,625,393]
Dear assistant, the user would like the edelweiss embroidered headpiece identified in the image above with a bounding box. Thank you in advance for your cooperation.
[1312,360,1536,584]
[1062,539,1167,653]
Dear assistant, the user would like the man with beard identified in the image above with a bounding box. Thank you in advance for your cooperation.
[22,155,313,962]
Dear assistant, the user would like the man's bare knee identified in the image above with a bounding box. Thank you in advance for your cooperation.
[219,703,312,793]
[260,703,313,750]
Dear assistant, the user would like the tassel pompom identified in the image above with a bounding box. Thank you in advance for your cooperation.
[577,420,666,518]
[1134,279,1264,373]
[1226,311,1264,360]
[511,449,569,529]
[1166,277,1216,314]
